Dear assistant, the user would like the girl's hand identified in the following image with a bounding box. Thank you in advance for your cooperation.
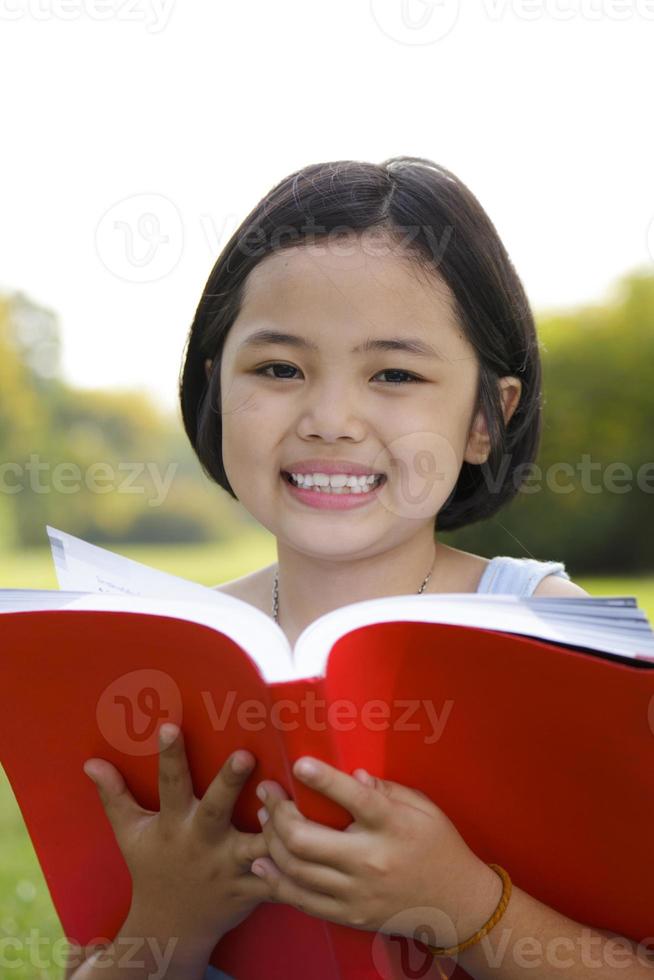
[83,724,271,946]
[251,758,502,944]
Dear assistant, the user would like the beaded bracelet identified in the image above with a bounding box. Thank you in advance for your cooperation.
[427,864,512,979]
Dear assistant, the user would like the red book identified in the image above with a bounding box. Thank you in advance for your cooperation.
[2,556,654,978]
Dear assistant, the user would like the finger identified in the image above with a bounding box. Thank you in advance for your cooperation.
[250,859,347,923]
[193,749,257,840]
[83,758,145,842]
[354,770,436,813]
[232,828,271,871]
[291,758,388,827]
[233,866,279,903]
[157,724,195,819]
[223,862,287,912]
[353,769,374,785]
[259,784,360,871]
[256,809,350,896]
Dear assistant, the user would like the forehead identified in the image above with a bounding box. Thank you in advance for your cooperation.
[229,239,470,356]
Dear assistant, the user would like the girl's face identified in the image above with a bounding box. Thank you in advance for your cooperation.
[215,236,497,562]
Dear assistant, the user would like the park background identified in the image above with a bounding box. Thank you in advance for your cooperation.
[2,1,654,976]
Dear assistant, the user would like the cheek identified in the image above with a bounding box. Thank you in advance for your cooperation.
[220,379,270,440]
[220,384,283,487]
[377,430,464,522]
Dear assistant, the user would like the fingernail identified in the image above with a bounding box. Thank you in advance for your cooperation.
[295,758,319,778]
[251,861,266,878]
[256,784,267,802]
[82,763,96,782]
[257,806,269,825]
[159,723,178,745]
[231,753,252,774]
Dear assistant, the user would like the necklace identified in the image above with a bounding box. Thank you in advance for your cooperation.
[272,547,437,623]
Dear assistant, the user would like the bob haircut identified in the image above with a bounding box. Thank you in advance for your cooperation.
[179,156,542,532]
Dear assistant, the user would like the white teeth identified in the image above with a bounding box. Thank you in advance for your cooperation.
[287,471,383,493]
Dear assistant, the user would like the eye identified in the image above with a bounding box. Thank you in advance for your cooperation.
[253,363,424,385]
[374,369,423,385]
[254,363,301,380]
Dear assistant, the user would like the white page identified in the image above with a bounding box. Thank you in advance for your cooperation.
[4,584,653,681]
[46,525,224,603]
[42,527,654,676]
[33,590,637,684]
[293,592,654,674]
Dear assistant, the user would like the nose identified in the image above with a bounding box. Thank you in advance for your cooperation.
[295,379,367,442]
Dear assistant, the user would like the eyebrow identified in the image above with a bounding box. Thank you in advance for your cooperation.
[237,329,444,359]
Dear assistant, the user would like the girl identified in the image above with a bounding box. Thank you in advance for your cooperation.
[75,158,649,979]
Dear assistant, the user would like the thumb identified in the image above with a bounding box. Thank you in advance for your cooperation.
[83,758,144,829]
[83,758,124,795]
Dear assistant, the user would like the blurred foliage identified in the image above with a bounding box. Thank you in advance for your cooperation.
[447,270,654,573]
[1,271,653,572]
[0,291,247,550]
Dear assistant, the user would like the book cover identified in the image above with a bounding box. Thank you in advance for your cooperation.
[1,528,653,978]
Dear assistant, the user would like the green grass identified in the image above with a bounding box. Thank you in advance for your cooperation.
[1,539,653,976]
[0,784,63,978]
[574,575,654,621]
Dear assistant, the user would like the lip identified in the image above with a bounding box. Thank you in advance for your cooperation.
[281,471,386,510]
[281,458,384,477]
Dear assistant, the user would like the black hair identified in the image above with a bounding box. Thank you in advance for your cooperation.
[178,156,541,531]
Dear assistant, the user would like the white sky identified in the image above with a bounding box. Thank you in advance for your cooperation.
[1,0,653,416]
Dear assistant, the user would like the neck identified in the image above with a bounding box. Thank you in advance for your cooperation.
[273,533,440,636]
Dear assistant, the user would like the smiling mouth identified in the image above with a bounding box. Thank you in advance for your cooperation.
[281,472,387,493]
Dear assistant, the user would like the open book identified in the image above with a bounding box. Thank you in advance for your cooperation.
[0,527,653,980]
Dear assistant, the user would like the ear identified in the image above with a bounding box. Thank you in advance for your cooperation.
[463,376,522,465]
[204,358,213,383]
